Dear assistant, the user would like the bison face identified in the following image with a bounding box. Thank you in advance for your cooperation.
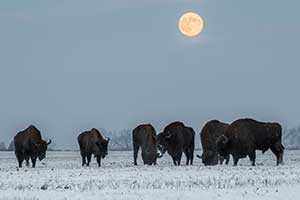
[96,138,110,158]
[216,135,229,157]
[34,140,51,161]
[142,149,158,165]
[157,132,172,158]
[201,150,218,166]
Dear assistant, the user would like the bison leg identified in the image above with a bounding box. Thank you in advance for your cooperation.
[270,144,284,165]
[133,143,139,166]
[225,154,230,165]
[189,146,194,165]
[248,151,256,166]
[233,157,239,166]
[16,154,24,168]
[219,154,224,165]
[86,154,92,167]
[184,150,190,166]
[81,155,86,166]
[172,157,178,166]
[26,159,30,167]
[141,153,149,165]
[31,156,37,168]
[177,152,182,166]
[96,156,101,167]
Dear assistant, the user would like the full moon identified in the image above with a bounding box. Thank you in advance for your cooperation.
[178,12,204,37]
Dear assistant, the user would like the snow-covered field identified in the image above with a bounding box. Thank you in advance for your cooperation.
[1,150,300,200]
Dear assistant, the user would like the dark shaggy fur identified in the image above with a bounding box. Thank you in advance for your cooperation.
[157,121,195,166]
[78,128,110,167]
[132,124,158,165]
[198,120,230,166]
[14,125,51,168]
[216,118,284,166]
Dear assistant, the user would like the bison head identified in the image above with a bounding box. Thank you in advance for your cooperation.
[34,140,51,161]
[200,150,219,166]
[142,149,159,165]
[216,135,229,158]
[157,131,172,158]
[141,135,160,165]
[95,137,110,158]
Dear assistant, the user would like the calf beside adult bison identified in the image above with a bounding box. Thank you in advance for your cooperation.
[77,128,110,167]
[14,125,51,168]
[216,118,284,166]
[157,121,195,166]
[132,124,159,165]
[198,120,230,166]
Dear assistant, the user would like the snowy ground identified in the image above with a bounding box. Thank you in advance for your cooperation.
[1,150,300,200]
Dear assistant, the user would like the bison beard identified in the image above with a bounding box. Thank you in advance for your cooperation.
[14,125,51,168]
[216,118,285,166]
[157,122,195,166]
[132,124,159,165]
[77,128,110,167]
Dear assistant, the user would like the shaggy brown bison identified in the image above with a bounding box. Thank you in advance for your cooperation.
[77,128,110,167]
[157,121,195,166]
[14,125,51,168]
[132,124,159,165]
[216,118,284,166]
[197,120,230,166]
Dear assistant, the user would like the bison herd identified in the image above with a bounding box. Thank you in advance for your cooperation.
[12,118,285,168]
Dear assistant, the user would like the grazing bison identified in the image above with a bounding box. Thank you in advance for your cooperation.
[197,120,230,166]
[157,121,195,166]
[216,118,284,166]
[14,125,51,168]
[77,128,110,167]
[132,124,159,165]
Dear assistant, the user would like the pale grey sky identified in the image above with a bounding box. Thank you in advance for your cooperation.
[0,1,299,149]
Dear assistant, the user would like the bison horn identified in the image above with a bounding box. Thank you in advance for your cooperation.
[47,140,52,145]
[106,137,110,142]
[165,133,172,139]
[222,135,229,144]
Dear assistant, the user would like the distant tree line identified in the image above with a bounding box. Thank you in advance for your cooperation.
[1,125,300,151]
[282,126,300,150]
[102,128,133,151]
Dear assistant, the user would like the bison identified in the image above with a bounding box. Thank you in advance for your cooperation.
[197,120,230,166]
[216,118,284,166]
[157,121,195,166]
[14,125,51,168]
[77,128,110,167]
[132,124,159,165]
